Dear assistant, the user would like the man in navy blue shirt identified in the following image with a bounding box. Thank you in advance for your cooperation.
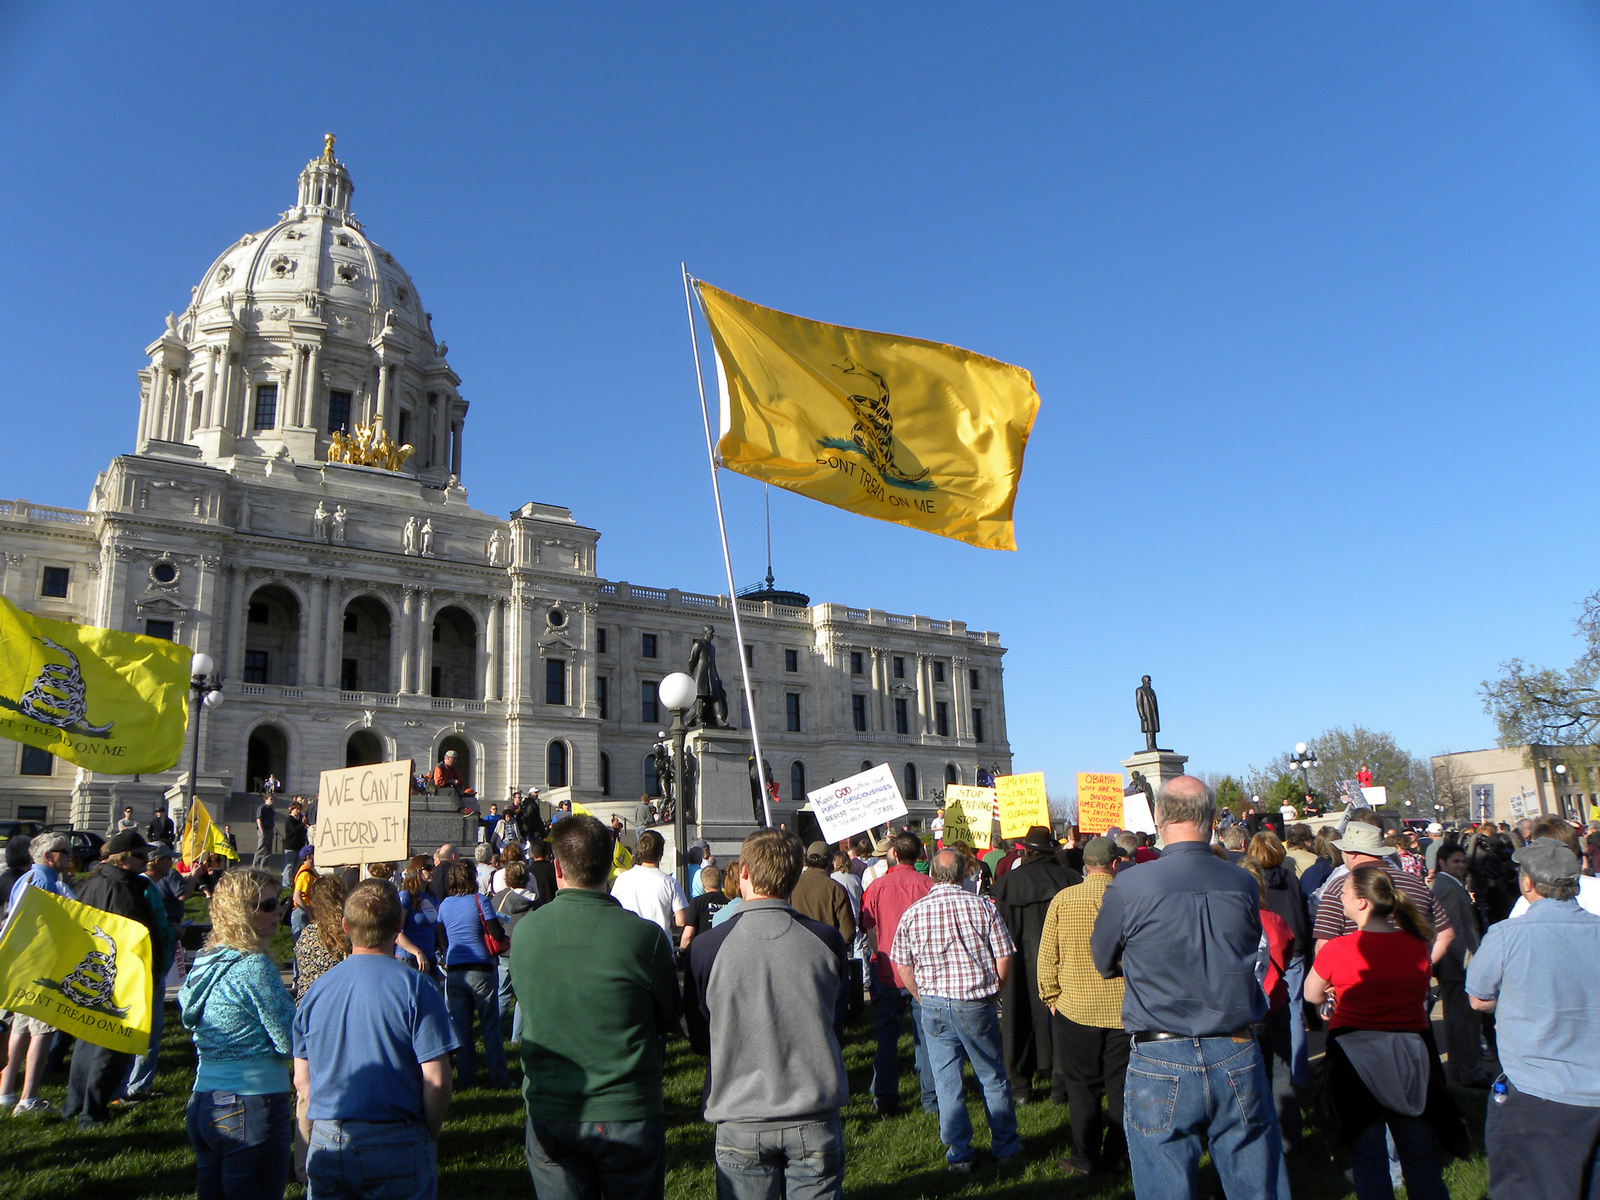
[1091,775,1288,1200]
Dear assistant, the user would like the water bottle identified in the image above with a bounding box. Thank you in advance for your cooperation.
[1492,1077,1508,1106]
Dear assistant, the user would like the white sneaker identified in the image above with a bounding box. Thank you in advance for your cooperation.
[14,1097,51,1115]
[0,1093,16,1107]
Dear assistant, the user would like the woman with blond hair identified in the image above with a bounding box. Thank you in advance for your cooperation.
[1306,864,1460,1200]
[179,868,295,1200]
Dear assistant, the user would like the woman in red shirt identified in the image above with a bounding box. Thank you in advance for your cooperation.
[1305,865,1452,1200]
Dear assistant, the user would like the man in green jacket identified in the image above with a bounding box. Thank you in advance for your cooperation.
[510,814,681,1198]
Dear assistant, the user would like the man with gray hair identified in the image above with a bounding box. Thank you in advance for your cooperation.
[1090,776,1290,1199]
[891,848,1021,1173]
[1469,837,1600,1197]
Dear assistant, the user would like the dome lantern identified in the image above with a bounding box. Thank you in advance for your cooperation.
[297,133,353,216]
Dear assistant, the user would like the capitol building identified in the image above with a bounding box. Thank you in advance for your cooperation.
[0,143,1012,844]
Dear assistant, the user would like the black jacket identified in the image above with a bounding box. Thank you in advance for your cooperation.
[76,862,158,934]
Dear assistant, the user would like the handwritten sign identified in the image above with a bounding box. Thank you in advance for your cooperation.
[943,785,996,851]
[995,772,1050,839]
[314,759,413,867]
[807,763,908,844]
[1076,772,1125,834]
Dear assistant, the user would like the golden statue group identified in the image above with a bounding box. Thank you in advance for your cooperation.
[326,419,414,472]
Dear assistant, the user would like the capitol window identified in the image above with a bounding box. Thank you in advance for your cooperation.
[40,567,69,598]
[254,384,278,430]
[328,389,352,433]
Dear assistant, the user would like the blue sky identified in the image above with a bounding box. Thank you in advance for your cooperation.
[3,3,1599,789]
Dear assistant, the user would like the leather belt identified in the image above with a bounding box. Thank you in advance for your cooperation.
[1133,1027,1253,1044]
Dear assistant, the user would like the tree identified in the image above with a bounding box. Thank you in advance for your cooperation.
[1257,726,1422,810]
[1428,754,1473,824]
[1482,590,1600,746]
[1213,776,1246,814]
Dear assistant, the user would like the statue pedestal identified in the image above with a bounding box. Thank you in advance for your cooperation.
[685,727,760,848]
[1120,749,1189,830]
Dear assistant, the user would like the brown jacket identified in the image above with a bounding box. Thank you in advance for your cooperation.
[788,867,856,943]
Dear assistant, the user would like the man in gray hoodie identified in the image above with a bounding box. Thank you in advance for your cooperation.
[685,827,849,1200]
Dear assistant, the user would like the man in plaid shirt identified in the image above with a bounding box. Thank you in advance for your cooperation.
[891,849,1022,1173]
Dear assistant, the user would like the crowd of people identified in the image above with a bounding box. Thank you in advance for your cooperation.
[3,778,1599,1200]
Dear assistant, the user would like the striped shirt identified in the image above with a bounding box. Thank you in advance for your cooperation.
[891,884,1016,1001]
[1311,859,1452,945]
[1037,872,1124,1029]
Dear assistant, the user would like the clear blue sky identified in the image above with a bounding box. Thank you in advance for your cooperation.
[4,3,1599,789]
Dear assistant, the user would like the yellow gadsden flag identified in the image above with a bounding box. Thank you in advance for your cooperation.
[182,795,238,864]
[0,885,153,1054]
[0,597,190,775]
[696,282,1039,551]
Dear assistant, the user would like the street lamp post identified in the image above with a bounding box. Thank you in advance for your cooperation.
[181,652,225,850]
[658,672,698,893]
[1289,742,1319,811]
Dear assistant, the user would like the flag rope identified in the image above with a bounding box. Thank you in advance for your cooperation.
[681,263,774,829]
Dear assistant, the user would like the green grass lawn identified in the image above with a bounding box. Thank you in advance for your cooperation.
[0,989,1493,1200]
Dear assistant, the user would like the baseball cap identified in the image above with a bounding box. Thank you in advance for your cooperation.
[1512,837,1581,887]
[805,840,830,863]
[1082,836,1121,866]
[1426,822,1444,835]
[105,830,150,857]
[145,841,176,860]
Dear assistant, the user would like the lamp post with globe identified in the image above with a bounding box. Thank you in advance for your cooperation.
[180,652,225,850]
[658,671,698,892]
[1289,742,1319,811]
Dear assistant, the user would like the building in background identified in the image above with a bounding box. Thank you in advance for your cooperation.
[0,145,1010,843]
[1431,745,1596,825]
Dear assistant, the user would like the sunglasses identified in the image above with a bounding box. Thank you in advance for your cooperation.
[255,896,281,914]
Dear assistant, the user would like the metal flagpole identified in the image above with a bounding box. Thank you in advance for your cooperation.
[680,263,774,828]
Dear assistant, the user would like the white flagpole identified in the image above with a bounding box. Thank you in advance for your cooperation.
[680,263,774,828]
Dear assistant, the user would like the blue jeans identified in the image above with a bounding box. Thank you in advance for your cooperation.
[524,1113,666,1200]
[918,996,1021,1165]
[1350,1115,1448,1200]
[1284,954,1310,1084]
[870,973,936,1112]
[1124,1035,1290,1200]
[445,965,510,1088]
[714,1117,844,1200]
[307,1118,436,1200]
[187,1089,293,1200]
[124,995,165,1096]
[290,907,309,941]
[497,958,522,1045]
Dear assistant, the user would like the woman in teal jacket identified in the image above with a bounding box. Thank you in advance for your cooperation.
[179,868,295,1200]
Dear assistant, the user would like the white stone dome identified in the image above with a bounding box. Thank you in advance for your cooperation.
[185,144,437,351]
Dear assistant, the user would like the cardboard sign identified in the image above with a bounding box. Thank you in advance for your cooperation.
[807,763,908,844]
[314,759,413,867]
[1123,790,1158,836]
[943,784,996,851]
[995,772,1050,839]
[1076,772,1124,834]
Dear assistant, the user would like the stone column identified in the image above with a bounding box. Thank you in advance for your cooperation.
[485,599,502,702]
[304,574,324,687]
[917,653,931,734]
[416,590,434,697]
[951,656,970,741]
[216,353,234,432]
[303,345,321,429]
[136,368,155,446]
[376,361,393,433]
[225,567,248,682]
[387,595,405,697]
[202,346,219,427]
[324,581,344,691]
[871,647,887,731]
[433,392,450,471]
[475,616,489,702]
[285,348,303,429]
[399,588,418,694]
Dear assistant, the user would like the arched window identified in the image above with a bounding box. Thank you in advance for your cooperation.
[861,760,874,774]
[904,762,919,801]
[790,761,807,803]
[600,753,611,797]
[945,763,960,785]
[547,741,568,789]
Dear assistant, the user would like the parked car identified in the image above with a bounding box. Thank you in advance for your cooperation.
[0,819,47,844]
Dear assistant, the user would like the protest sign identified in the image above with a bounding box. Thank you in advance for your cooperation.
[314,759,412,867]
[807,763,908,844]
[943,784,996,850]
[1076,772,1124,834]
[995,772,1050,838]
